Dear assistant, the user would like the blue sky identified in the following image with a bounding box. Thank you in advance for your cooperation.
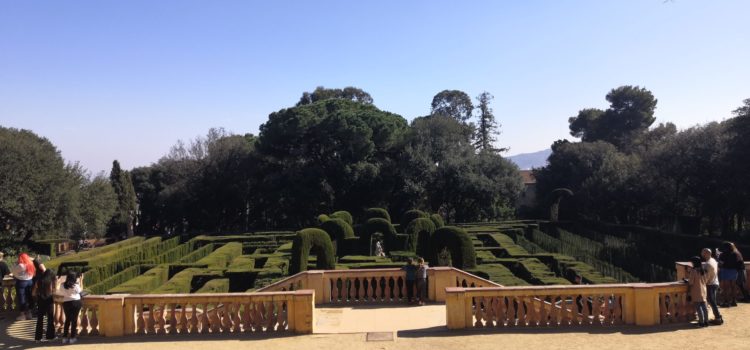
[1,1,748,174]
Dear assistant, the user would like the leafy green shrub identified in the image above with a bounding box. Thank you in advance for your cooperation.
[151,267,203,294]
[195,278,230,293]
[46,236,145,272]
[365,218,398,252]
[108,264,169,294]
[400,209,428,230]
[194,242,242,268]
[427,226,476,269]
[506,258,571,285]
[320,218,356,256]
[289,228,335,274]
[337,255,389,263]
[179,244,214,263]
[86,265,142,295]
[429,214,444,228]
[387,251,419,262]
[364,208,391,223]
[318,214,331,224]
[59,237,164,286]
[330,211,353,226]
[467,264,528,286]
[227,255,255,271]
[405,217,435,254]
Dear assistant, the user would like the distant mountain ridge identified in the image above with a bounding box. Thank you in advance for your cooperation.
[507,149,551,170]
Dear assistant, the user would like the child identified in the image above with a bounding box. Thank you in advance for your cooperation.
[416,258,428,305]
[401,258,417,304]
[688,256,709,327]
[57,271,84,344]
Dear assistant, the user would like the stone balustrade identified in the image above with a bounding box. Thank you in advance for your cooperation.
[257,267,501,304]
[445,282,692,329]
[1,277,15,312]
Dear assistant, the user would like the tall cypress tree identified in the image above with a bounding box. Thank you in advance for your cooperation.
[108,160,137,238]
[474,91,503,152]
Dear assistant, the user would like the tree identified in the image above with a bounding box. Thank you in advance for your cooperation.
[109,160,137,238]
[77,174,117,238]
[296,86,373,106]
[568,86,657,150]
[0,127,75,242]
[430,90,474,122]
[474,91,503,152]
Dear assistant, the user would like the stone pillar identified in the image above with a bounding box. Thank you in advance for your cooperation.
[633,284,659,326]
[100,295,127,337]
[430,267,454,302]
[305,271,326,304]
[445,287,467,329]
[292,290,315,334]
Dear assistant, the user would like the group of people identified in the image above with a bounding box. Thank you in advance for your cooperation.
[0,252,85,344]
[686,242,748,327]
[401,257,429,305]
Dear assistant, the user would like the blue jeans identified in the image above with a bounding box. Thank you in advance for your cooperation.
[696,302,708,325]
[707,284,722,319]
[15,279,33,312]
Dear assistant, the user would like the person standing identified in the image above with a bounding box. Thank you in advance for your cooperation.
[733,244,749,302]
[701,248,723,325]
[0,252,10,280]
[401,258,417,304]
[12,253,36,320]
[416,258,428,305]
[718,242,741,307]
[688,256,709,327]
[33,269,57,342]
[57,271,83,344]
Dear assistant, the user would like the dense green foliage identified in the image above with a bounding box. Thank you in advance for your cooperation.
[320,218,355,255]
[400,209,428,229]
[289,228,335,274]
[535,88,750,237]
[429,214,444,228]
[427,226,476,269]
[108,160,137,238]
[364,218,399,251]
[405,217,435,254]
[329,211,353,226]
[364,208,391,223]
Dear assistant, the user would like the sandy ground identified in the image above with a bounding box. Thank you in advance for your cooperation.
[4,303,749,350]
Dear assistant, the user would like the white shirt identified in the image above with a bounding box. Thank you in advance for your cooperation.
[11,263,33,280]
[56,284,82,302]
[702,258,719,286]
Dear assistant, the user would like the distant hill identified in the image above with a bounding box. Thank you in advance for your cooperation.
[507,149,551,170]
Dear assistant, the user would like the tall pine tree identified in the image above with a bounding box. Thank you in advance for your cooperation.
[474,91,504,152]
[108,160,137,238]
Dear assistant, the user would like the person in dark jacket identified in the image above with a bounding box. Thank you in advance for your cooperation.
[401,258,417,304]
[34,269,57,342]
[718,242,741,306]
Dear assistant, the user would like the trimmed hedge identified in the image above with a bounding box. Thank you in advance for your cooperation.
[364,207,391,223]
[427,226,477,269]
[46,236,145,272]
[467,264,529,286]
[151,267,203,294]
[429,214,444,228]
[507,258,571,285]
[194,242,242,268]
[108,264,169,294]
[179,244,215,263]
[289,228,335,274]
[364,218,398,252]
[86,265,143,295]
[318,214,331,224]
[196,278,230,293]
[405,218,435,254]
[320,218,356,256]
[400,209,428,230]
[330,211,353,226]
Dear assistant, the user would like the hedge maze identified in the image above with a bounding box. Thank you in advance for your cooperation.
[41,208,703,295]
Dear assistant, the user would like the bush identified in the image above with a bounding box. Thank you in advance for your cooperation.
[317,214,331,224]
[151,267,203,294]
[289,228,335,274]
[467,264,528,286]
[400,209,428,230]
[86,265,142,295]
[429,214,444,228]
[405,218,436,254]
[364,208,391,223]
[508,258,571,285]
[330,211,353,226]
[365,218,398,252]
[427,226,476,269]
[195,278,230,293]
[194,242,242,268]
[108,264,168,294]
[320,218,356,256]
[179,244,214,263]
[46,236,145,272]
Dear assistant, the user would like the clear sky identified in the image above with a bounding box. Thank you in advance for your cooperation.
[1,1,748,174]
